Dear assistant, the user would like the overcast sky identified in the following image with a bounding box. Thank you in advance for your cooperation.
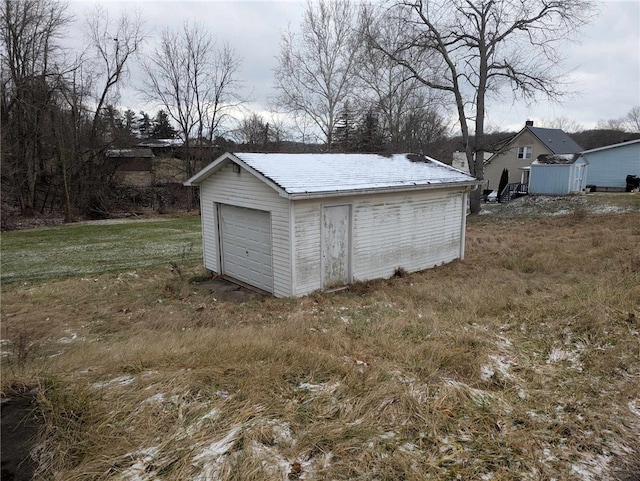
[67,0,639,135]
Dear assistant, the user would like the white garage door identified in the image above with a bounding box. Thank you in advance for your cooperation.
[219,204,273,292]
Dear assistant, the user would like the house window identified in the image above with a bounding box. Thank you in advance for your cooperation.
[518,146,532,159]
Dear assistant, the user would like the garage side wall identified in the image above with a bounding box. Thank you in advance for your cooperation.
[292,189,465,296]
[198,162,292,297]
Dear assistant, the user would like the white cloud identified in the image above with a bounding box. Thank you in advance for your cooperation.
[65,0,639,134]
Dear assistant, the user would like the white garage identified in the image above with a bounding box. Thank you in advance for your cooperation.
[185,152,481,297]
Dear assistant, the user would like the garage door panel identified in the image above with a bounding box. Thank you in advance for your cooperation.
[219,204,273,292]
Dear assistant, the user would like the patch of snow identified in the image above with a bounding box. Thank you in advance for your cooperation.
[591,205,631,215]
[143,393,165,405]
[547,347,582,370]
[58,332,78,344]
[480,365,495,381]
[299,451,333,480]
[297,381,340,394]
[117,446,160,481]
[192,426,242,481]
[571,454,611,481]
[628,399,640,418]
[399,442,417,453]
[245,440,290,477]
[92,375,135,389]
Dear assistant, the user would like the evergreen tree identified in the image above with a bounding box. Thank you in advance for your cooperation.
[151,110,177,139]
[138,111,152,139]
[123,109,137,136]
[332,103,357,151]
[497,168,509,202]
[354,109,386,152]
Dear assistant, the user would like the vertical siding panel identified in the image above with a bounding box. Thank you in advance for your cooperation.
[292,200,322,296]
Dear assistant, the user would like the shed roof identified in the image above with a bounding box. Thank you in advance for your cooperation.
[532,153,583,165]
[185,152,480,199]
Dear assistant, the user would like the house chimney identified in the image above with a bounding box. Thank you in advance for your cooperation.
[525,120,534,127]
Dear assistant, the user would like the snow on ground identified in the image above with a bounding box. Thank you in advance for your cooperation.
[92,375,136,389]
[479,194,636,217]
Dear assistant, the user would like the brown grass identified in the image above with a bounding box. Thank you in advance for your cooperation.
[2,209,639,480]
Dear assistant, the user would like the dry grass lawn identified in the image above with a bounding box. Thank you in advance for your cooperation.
[2,194,639,480]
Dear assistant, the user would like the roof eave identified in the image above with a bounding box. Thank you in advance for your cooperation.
[184,152,234,186]
[581,138,640,155]
[285,180,482,200]
[184,152,289,198]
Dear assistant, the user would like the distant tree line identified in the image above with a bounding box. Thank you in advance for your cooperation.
[1,0,243,220]
[3,0,637,221]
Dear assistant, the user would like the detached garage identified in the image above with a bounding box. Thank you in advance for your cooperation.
[185,152,481,298]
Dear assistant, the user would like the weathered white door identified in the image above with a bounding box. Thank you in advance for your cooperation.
[572,164,585,193]
[219,204,273,292]
[321,205,351,288]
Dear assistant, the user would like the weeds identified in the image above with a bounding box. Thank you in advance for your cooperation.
[1,200,639,480]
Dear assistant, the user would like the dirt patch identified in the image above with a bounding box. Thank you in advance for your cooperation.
[193,277,266,303]
[1,395,38,481]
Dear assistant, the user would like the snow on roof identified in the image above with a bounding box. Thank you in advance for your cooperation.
[186,152,480,197]
[532,153,581,165]
[105,148,154,158]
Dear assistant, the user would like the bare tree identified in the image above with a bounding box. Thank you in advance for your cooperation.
[234,112,289,149]
[203,43,243,144]
[142,21,242,177]
[542,116,584,133]
[355,12,445,151]
[85,6,144,143]
[1,0,71,214]
[274,0,360,150]
[363,0,595,213]
[624,106,640,133]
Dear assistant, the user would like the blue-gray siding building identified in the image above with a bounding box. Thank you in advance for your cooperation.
[528,154,588,195]
[582,139,640,191]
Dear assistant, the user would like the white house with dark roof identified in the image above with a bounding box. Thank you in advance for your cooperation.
[581,139,640,191]
[484,121,583,191]
[185,152,481,297]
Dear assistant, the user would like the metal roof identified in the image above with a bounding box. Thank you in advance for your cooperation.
[105,148,154,158]
[527,126,583,154]
[532,153,582,165]
[185,152,480,199]
[581,138,640,155]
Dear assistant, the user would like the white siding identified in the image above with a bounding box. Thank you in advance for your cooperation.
[291,188,465,297]
[198,162,291,297]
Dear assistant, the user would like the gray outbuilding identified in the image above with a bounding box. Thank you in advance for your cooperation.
[185,152,481,297]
